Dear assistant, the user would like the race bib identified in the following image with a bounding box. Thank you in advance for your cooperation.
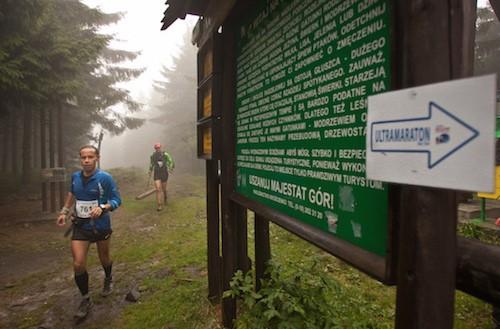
[157,161,164,167]
[75,200,98,218]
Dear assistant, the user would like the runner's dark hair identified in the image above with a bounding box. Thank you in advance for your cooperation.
[79,145,100,156]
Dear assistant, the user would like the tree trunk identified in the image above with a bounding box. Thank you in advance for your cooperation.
[40,108,48,212]
[1,115,9,173]
[33,109,40,170]
[57,102,64,207]
[49,106,56,212]
[22,102,32,184]
[11,108,18,175]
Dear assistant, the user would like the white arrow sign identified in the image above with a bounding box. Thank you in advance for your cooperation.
[371,101,479,169]
[367,75,496,192]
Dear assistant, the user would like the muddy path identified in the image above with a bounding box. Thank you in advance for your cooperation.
[0,173,210,329]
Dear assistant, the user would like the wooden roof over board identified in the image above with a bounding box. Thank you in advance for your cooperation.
[160,0,500,30]
[160,0,207,30]
[161,0,237,46]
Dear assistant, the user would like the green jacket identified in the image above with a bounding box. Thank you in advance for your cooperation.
[149,151,175,172]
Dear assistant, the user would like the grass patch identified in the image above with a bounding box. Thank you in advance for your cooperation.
[114,277,221,329]
[240,218,494,328]
[2,168,496,329]
[98,171,215,329]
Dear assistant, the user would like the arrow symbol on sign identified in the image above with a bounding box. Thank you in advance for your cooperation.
[370,101,479,169]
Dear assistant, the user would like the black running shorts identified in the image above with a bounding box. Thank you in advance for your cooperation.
[153,167,169,182]
[72,225,112,243]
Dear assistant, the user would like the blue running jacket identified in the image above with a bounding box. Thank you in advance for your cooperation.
[70,169,121,231]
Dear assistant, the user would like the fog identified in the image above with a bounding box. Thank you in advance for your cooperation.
[99,119,166,170]
[80,1,199,171]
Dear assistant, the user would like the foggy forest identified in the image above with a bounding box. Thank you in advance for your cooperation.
[1,1,500,329]
[0,0,202,187]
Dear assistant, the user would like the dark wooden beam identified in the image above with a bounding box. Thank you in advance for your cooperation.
[231,193,388,282]
[490,0,500,20]
[395,186,457,329]
[193,0,237,47]
[185,0,208,15]
[456,236,500,305]
[254,214,270,291]
[450,0,477,78]
[161,0,186,30]
[219,20,238,328]
[393,1,463,328]
[206,159,221,302]
[236,204,250,273]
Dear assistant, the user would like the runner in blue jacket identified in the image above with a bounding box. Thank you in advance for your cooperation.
[56,145,121,319]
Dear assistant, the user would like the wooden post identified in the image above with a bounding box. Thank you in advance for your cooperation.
[394,1,476,328]
[221,201,238,328]
[220,24,238,328]
[236,204,250,273]
[395,187,457,329]
[254,214,270,291]
[456,236,500,304]
[206,159,221,302]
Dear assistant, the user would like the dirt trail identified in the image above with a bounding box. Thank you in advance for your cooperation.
[0,173,195,329]
[0,206,144,328]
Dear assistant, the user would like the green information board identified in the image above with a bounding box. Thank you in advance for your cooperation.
[235,0,391,256]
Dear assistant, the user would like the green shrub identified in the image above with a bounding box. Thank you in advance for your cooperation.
[458,222,500,245]
[458,222,482,239]
[224,260,338,329]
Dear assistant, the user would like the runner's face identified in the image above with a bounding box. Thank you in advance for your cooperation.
[79,148,99,174]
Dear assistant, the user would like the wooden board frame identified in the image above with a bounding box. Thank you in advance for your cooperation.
[197,120,217,160]
[186,1,499,328]
[197,35,223,159]
[222,0,400,284]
